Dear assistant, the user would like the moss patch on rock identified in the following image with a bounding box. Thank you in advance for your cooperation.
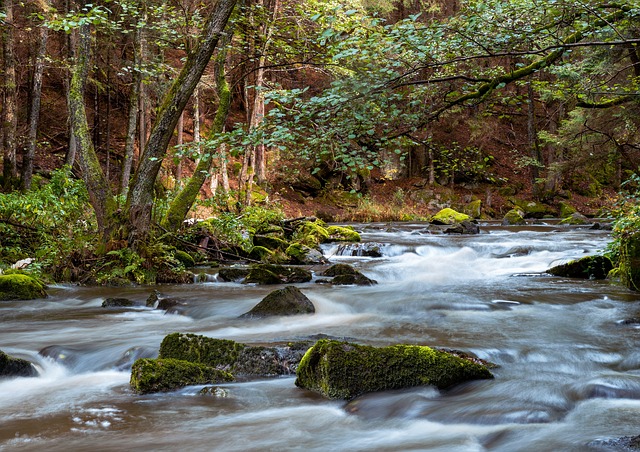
[0,274,47,301]
[244,264,312,285]
[326,226,361,242]
[320,263,377,285]
[174,250,196,268]
[431,208,470,225]
[0,350,38,378]
[293,220,330,247]
[241,286,315,318]
[559,212,589,225]
[129,358,234,394]
[295,339,493,400]
[547,255,613,280]
[502,209,526,226]
[218,267,251,282]
[285,243,328,264]
[160,333,245,368]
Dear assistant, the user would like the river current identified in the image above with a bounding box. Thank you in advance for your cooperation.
[2,222,640,451]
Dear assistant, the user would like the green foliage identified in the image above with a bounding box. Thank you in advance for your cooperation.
[0,167,95,276]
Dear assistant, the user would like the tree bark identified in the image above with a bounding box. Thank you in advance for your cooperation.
[2,0,18,187]
[162,31,233,232]
[23,4,49,191]
[120,26,142,196]
[68,24,116,240]
[126,0,237,245]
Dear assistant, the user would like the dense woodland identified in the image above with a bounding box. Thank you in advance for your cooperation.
[2,0,640,285]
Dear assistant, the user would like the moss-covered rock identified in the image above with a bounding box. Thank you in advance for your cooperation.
[244,264,312,285]
[509,199,552,219]
[558,201,577,219]
[444,220,480,234]
[248,245,274,262]
[559,212,588,225]
[102,297,136,308]
[463,199,482,219]
[129,358,234,394]
[547,255,613,280]
[285,243,328,265]
[241,286,315,318]
[0,350,38,378]
[218,267,251,282]
[502,209,526,226]
[295,339,493,400]
[0,274,47,301]
[174,250,196,268]
[320,263,377,286]
[253,235,289,251]
[293,220,330,247]
[326,226,361,242]
[431,208,470,225]
[158,332,311,376]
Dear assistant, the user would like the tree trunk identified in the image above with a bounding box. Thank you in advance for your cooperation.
[126,0,237,244]
[162,32,233,232]
[527,82,542,198]
[2,0,18,187]
[68,24,116,240]
[175,111,184,182]
[23,6,49,191]
[120,26,142,196]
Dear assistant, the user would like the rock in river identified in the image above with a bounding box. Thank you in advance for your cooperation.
[0,349,38,378]
[0,274,47,301]
[241,286,315,318]
[295,339,494,400]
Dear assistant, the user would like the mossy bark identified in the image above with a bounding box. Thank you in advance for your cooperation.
[162,29,234,232]
[126,0,237,244]
[620,233,640,291]
[295,339,493,400]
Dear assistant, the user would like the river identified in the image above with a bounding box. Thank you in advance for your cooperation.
[1,222,639,451]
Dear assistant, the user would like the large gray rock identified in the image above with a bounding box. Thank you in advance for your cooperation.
[241,286,315,318]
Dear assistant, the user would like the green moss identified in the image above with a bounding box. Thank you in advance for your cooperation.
[253,235,289,251]
[129,358,234,394]
[159,333,246,368]
[293,221,330,247]
[0,274,47,301]
[0,349,37,378]
[547,255,613,280]
[244,264,312,285]
[463,200,482,219]
[295,340,493,400]
[559,212,588,225]
[502,209,526,226]
[559,202,577,219]
[326,226,361,242]
[431,208,470,225]
[248,246,274,262]
[509,199,552,219]
[173,250,196,268]
[620,233,640,291]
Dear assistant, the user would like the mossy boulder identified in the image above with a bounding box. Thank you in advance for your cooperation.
[158,332,311,376]
[244,264,312,285]
[253,235,289,251]
[248,245,274,262]
[102,297,136,308]
[431,208,470,225]
[509,199,552,219]
[559,201,577,219]
[241,286,315,318]
[320,264,377,286]
[218,267,251,282]
[502,209,526,226]
[326,226,361,242]
[0,274,47,301]
[295,339,494,400]
[559,212,589,225]
[285,243,328,265]
[0,350,38,378]
[293,220,330,247]
[129,358,234,394]
[547,255,613,280]
[174,250,196,268]
[463,200,482,219]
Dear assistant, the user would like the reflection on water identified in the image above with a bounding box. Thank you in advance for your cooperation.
[2,224,640,451]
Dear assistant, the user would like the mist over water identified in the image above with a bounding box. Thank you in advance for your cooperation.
[2,223,640,451]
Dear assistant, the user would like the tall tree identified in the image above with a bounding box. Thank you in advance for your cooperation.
[2,0,18,187]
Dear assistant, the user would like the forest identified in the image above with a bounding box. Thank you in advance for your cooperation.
[1,0,640,286]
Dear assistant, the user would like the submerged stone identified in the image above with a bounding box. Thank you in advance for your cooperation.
[295,339,494,400]
[217,267,251,282]
[129,358,234,394]
[320,264,377,286]
[241,285,315,318]
[547,255,613,280]
[0,274,47,301]
[444,220,480,234]
[102,297,136,308]
[0,350,38,378]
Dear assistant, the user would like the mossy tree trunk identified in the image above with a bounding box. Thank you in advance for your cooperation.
[162,30,234,232]
[2,0,18,188]
[125,0,237,245]
[68,23,117,240]
[620,233,640,291]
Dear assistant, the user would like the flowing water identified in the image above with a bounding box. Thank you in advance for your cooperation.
[2,222,640,451]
